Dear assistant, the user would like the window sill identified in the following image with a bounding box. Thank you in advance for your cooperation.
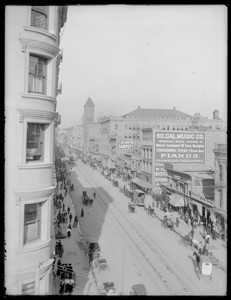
[17,239,52,254]
[18,163,53,170]
[23,26,57,41]
[21,93,56,102]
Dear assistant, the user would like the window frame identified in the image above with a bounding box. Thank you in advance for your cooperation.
[28,54,48,95]
[26,122,46,163]
[23,202,42,244]
[31,6,49,31]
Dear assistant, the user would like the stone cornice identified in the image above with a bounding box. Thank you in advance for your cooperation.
[15,186,55,204]
[18,109,59,123]
[23,26,58,42]
[20,38,59,57]
[21,93,56,103]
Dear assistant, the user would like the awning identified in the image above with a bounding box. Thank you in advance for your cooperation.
[169,194,185,207]
[131,178,152,189]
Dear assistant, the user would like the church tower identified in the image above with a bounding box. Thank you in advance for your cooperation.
[83,97,95,125]
[83,97,95,154]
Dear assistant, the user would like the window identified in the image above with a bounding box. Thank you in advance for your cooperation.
[29,55,47,94]
[124,124,127,129]
[115,124,118,129]
[31,6,48,30]
[26,123,45,162]
[167,125,170,130]
[24,202,42,244]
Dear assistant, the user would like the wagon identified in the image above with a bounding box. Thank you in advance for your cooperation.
[130,284,147,295]
[199,255,213,280]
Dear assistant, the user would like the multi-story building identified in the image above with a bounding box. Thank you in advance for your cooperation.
[99,116,124,170]
[5,5,67,294]
[213,143,227,239]
[192,110,224,131]
[121,106,193,140]
[137,128,226,194]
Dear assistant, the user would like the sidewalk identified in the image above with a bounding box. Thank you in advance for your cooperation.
[53,188,94,295]
[153,207,227,272]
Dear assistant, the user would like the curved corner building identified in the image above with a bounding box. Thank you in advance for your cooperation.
[5,6,68,294]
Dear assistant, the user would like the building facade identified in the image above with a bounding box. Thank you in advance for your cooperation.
[213,143,227,238]
[192,110,224,131]
[5,6,67,295]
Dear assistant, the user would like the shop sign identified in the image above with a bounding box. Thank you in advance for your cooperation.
[117,140,138,149]
[22,281,35,295]
[154,165,167,187]
[155,131,206,164]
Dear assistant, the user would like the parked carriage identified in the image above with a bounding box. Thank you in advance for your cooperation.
[81,191,93,206]
[161,216,174,230]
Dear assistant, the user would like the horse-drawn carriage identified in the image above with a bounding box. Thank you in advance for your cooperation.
[81,191,93,206]
[128,202,137,214]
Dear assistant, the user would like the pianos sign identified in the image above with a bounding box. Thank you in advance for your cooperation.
[155,131,206,164]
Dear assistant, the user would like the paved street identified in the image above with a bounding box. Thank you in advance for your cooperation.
[53,159,226,295]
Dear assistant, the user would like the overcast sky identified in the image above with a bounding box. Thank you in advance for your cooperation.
[57,5,227,129]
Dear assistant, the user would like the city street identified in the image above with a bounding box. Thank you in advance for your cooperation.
[68,160,226,295]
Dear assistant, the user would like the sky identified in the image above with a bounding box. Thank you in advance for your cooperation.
[57,5,227,129]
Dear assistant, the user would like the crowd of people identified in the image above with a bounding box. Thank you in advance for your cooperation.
[53,155,78,295]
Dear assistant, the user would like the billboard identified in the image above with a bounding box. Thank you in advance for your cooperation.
[154,132,206,164]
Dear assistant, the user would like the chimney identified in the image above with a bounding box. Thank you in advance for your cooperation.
[213,110,219,120]
[173,107,176,110]
[138,105,140,109]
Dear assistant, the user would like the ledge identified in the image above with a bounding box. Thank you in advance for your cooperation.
[23,26,57,41]
[18,163,53,170]
[16,239,52,254]
[21,93,56,103]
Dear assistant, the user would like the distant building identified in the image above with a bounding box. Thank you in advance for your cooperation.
[122,106,193,140]
[82,97,101,155]
[192,110,224,131]
[137,128,226,193]
[213,143,227,239]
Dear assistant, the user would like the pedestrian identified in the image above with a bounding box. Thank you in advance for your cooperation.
[176,214,180,228]
[68,223,72,230]
[59,281,65,295]
[57,259,62,276]
[81,208,84,218]
[67,227,71,238]
[62,203,65,211]
[93,192,96,200]
[74,216,78,227]
[69,212,73,223]
[193,251,201,277]
[190,227,194,239]
[67,206,71,215]
[205,232,210,244]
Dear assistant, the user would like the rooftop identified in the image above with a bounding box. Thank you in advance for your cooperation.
[123,107,193,118]
[84,97,95,107]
